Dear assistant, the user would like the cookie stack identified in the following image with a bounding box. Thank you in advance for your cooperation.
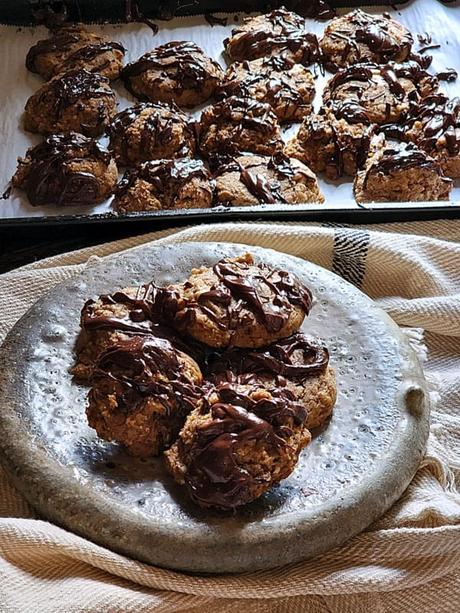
[75,253,337,510]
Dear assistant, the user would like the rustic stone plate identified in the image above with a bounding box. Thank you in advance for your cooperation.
[0,242,429,573]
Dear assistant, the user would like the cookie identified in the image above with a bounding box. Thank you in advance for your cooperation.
[206,332,337,430]
[24,69,117,137]
[216,56,315,123]
[214,153,324,206]
[153,253,313,349]
[164,377,311,509]
[26,25,125,81]
[87,335,203,457]
[121,41,224,108]
[405,94,460,178]
[108,102,196,166]
[73,284,205,382]
[113,158,214,213]
[12,132,117,208]
[198,96,282,157]
[285,108,375,179]
[354,134,452,203]
[323,62,438,126]
[224,8,320,65]
[320,9,413,70]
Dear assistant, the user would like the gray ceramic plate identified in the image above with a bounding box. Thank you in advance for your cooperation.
[0,242,429,573]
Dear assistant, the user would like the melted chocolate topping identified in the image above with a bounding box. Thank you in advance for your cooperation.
[216,56,311,118]
[215,152,313,205]
[121,41,221,98]
[82,284,206,365]
[225,8,320,65]
[207,332,329,380]
[153,257,312,339]
[325,61,436,125]
[26,28,125,73]
[16,132,112,207]
[108,102,195,162]
[116,158,213,204]
[199,97,281,156]
[326,9,413,70]
[184,376,307,509]
[35,68,115,123]
[362,141,446,188]
[91,335,201,414]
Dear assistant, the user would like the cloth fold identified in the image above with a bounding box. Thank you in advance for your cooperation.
[0,220,459,612]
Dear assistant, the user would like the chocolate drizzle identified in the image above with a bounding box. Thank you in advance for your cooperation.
[115,158,213,206]
[108,102,196,163]
[362,141,446,189]
[14,133,113,207]
[91,335,201,415]
[325,9,413,70]
[215,152,314,204]
[184,377,308,509]
[208,333,329,381]
[121,41,222,98]
[199,97,282,156]
[26,27,125,75]
[216,56,312,122]
[408,94,460,155]
[34,68,115,124]
[324,61,436,126]
[225,8,320,65]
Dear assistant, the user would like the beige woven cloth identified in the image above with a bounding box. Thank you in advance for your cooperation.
[0,220,459,613]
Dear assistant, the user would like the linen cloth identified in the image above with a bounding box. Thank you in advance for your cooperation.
[0,220,459,613]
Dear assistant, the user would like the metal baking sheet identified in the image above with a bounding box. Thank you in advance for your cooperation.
[0,0,459,226]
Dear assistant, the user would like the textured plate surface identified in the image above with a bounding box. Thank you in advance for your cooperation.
[0,242,429,573]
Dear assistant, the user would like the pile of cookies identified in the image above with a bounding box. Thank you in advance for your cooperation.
[11,7,459,210]
[74,254,337,510]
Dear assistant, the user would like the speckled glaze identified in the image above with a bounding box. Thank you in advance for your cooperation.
[0,243,429,573]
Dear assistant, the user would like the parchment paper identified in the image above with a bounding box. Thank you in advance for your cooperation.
[0,0,459,218]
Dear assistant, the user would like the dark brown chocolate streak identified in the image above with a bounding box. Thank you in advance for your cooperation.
[121,41,220,95]
[62,41,126,65]
[42,69,114,119]
[363,142,443,189]
[116,158,212,200]
[226,29,320,65]
[209,97,278,136]
[20,133,110,207]
[26,29,81,72]
[212,260,312,331]
[108,102,195,162]
[92,335,201,413]
[209,333,329,379]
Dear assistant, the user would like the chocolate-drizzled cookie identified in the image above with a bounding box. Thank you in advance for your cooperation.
[24,69,117,137]
[73,283,207,381]
[87,335,203,457]
[404,94,460,178]
[113,158,215,213]
[206,332,337,430]
[108,102,196,166]
[121,41,224,108]
[153,253,313,349]
[354,134,452,203]
[164,376,311,509]
[214,153,324,206]
[323,61,438,126]
[216,56,315,124]
[26,25,125,81]
[285,108,375,179]
[12,132,117,208]
[198,96,283,158]
[224,8,320,65]
[320,9,413,70]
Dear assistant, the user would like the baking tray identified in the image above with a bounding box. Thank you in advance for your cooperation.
[0,0,459,228]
